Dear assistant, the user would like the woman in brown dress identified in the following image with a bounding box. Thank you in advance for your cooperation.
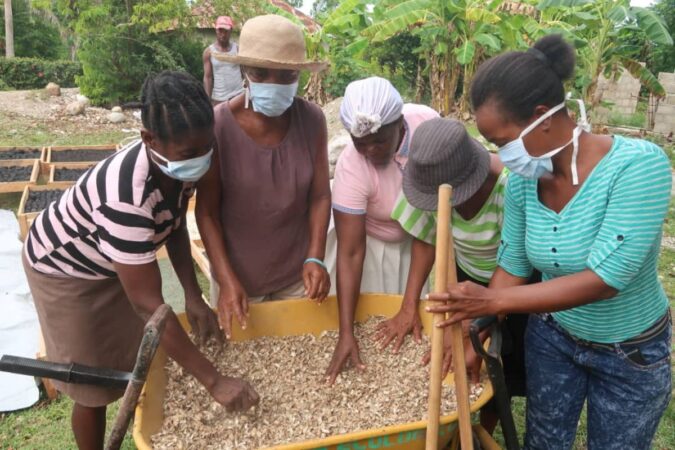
[197,15,331,338]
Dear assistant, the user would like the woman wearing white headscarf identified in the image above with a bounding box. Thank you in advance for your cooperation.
[325,77,438,383]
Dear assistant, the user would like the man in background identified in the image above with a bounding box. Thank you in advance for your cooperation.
[203,16,244,105]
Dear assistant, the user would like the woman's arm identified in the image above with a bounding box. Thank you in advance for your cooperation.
[196,149,249,338]
[303,111,331,300]
[165,222,221,345]
[375,237,434,351]
[114,260,258,410]
[324,210,367,384]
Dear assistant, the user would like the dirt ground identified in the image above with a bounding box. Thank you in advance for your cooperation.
[0,88,140,146]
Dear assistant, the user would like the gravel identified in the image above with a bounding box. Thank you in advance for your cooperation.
[51,149,115,162]
[0,148,42,160]
[24,189,66,213]
[152,317,484,449]
[0,166,33,182]
[54,168,89,181]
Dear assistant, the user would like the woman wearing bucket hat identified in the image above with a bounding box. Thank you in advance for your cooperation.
[427,35,671,449]
[196,15,332,339]
[324,77,438,384]
[382,117,539,433]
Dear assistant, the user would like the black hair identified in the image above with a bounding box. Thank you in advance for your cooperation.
[470,34,576,122]
[139,71,213,141]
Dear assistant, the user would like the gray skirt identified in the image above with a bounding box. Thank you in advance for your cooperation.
[22,253,144,407]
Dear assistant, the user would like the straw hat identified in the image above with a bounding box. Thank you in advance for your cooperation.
[403,118,491,210]
[214,15,327,72]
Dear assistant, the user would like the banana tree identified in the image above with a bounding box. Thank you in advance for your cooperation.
[364,0,458,115]
[268,0,369,105]
[537,0,673,106]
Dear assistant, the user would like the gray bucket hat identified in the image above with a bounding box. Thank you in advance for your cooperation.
[403,118,491,210]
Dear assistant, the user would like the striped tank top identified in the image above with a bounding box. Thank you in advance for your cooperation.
[391,168,509,282]
[24,141,193,280]
[498,136,671,342]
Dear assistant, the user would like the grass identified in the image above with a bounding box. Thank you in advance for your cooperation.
[0,394,135,450]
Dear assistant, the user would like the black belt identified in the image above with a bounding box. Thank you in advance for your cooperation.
[542,310,671,352]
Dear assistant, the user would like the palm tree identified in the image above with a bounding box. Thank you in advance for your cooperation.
[4,0,14,57]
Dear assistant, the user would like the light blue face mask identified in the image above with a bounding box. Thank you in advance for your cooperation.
[150,148,213,182]
[498,96,589,185]
[245,78,298,117]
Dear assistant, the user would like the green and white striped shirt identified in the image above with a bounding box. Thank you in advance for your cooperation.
[391,168,509,283]
[499,136,671,343]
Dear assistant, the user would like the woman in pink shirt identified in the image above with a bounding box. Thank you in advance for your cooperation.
[325,77,438,383]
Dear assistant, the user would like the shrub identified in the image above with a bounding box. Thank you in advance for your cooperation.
[0,58,81,90]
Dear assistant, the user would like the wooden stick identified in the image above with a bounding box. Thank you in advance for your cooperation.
[426,184,473,450]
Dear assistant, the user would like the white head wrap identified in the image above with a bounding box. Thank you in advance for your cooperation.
[339,77,404,138]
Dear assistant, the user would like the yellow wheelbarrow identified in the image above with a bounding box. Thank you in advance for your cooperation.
[133,295,514,449]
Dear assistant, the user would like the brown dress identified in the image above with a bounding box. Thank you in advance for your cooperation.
[214,98,324,296]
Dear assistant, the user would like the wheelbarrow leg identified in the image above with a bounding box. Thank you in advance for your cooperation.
[105,304,171,450]
[470,316,520,450]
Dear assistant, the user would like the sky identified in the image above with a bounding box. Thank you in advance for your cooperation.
[297,0,657,16]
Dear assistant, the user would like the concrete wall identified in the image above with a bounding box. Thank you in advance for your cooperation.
[654,71,675,136]
[595,69,642,121]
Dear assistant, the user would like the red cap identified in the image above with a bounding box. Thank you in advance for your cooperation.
[215,16,234,30]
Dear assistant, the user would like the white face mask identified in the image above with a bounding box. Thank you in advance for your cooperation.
[149,148,213,182]
[498,95,590,185]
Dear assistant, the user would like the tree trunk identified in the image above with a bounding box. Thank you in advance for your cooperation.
[414,58,426,103]
[4,0,14,58]
[429,52,453,116]
[304,71,328,106]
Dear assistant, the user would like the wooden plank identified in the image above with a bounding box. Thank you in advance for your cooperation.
[0,146,45,163]
[0,159,39,193]
[48,162,95,184]
[18,183,71,240]
[47,144,118,164]
[190,239,211,281]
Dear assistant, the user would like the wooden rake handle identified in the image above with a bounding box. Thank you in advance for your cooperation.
[426,185,473,450]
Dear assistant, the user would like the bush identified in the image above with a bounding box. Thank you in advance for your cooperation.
[0,0,69,60]
[0,58,81,90]
[0,78,10,90]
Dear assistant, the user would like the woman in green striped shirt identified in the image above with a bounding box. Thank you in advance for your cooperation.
[381,117,535,432]
[428,35,671,449]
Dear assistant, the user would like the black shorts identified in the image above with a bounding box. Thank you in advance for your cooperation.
[456,266,541,410]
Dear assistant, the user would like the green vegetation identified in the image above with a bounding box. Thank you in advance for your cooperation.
[0,57,81,90]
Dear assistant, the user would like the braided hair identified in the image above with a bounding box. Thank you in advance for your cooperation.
[139,71,214,141]
[470,34,576,123]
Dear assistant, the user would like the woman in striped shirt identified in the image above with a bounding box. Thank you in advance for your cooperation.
[429,35,671,449]
[23,72,258,449]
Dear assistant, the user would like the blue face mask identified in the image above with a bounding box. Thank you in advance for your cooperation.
[150,148,213,182]
[245,78,298,117]
[498,97,589,185]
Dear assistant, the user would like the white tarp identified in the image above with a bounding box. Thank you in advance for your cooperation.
[0,209,40,412]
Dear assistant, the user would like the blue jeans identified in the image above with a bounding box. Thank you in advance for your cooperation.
[524,313,671,450]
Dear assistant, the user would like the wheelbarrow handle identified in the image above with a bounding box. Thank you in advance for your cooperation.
[0,355,132,390]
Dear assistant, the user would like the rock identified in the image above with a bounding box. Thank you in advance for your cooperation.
[111,106,122,113]
[328,130,351,179]
[107,111,126,123]
[462,112,472,121]
[322,97,344,142]
[45,82,61,97]
[65,101,86,116]
[76,94,90,106]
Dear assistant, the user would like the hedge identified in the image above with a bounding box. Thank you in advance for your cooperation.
[0,58,82,90]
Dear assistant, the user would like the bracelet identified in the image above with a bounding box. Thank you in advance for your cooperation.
[304,257,327,270]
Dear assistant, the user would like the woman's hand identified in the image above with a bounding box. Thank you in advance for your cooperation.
[186,294,223,346]
[426,281,501,327]
[325,332,366,385]
[302,262,330,302]
[374,305,423,353]
[421,328,484,383]
[208,375,260,412]
[217,279,249,339]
